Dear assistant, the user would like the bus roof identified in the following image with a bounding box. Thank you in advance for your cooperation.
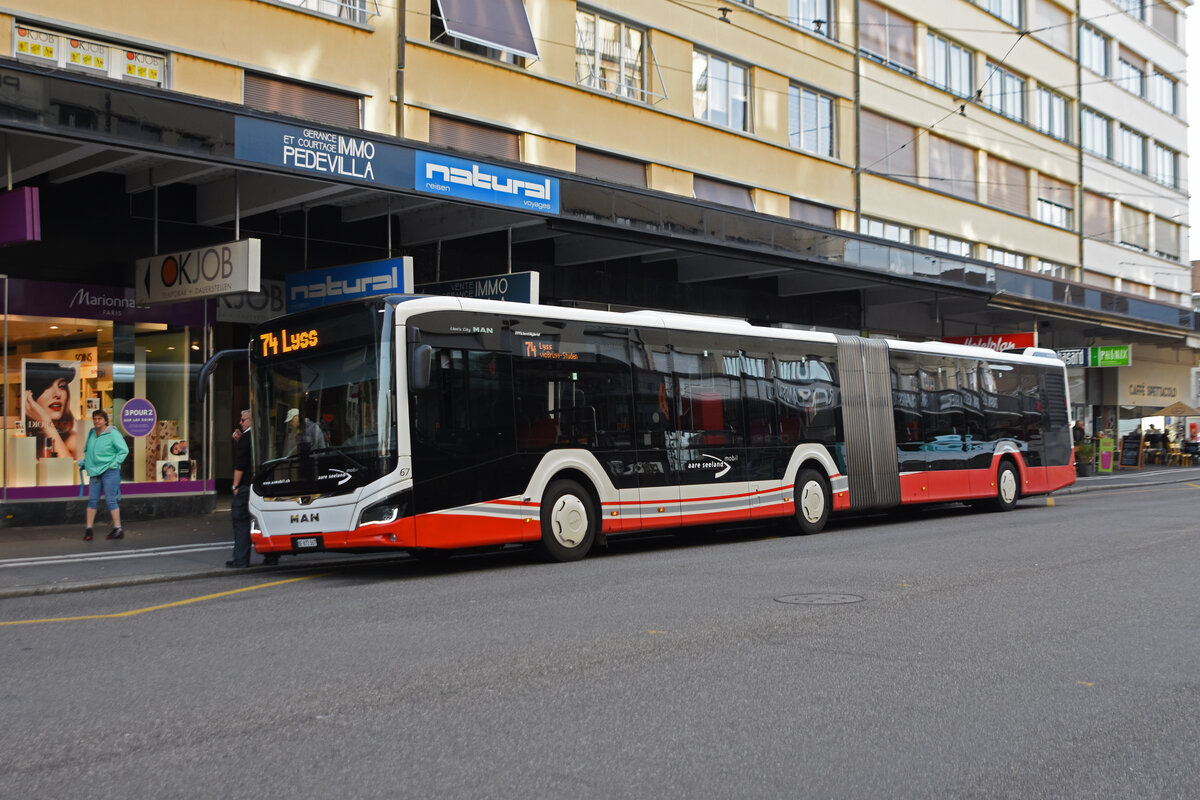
[384,295,1064,367]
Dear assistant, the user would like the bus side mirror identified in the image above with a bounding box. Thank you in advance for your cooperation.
[410,344,433,391]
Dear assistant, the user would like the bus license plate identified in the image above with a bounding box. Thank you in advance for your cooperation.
[293,536,323,551]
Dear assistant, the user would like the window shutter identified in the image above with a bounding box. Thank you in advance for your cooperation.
[576,149,647,188]
[243,73,360,129]
[428,115,520,161]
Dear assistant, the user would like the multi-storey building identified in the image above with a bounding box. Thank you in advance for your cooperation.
[0,0,1192,523]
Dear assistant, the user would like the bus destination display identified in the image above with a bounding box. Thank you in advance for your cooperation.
[521,339,578,361]
[259,327,319,358]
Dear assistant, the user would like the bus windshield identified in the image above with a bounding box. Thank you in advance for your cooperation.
[249,302,397,497]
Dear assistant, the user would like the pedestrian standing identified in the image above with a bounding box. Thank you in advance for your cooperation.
[1072,420,1085,445]
[228,408,278,568]
[80,410,129,541]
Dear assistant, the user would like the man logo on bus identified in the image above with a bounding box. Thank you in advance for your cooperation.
[290,513,319,524]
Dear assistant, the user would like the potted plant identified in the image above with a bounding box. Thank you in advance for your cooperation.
[1074,442,1095,477]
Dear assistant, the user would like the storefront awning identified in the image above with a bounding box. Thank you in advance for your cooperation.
[433,0,539,60]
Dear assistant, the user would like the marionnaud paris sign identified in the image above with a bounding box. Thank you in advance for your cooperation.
[286,257,414,312]
[234,116,560,215]
[135,238,261,305]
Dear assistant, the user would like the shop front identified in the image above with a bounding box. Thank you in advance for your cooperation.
[1,277,212,526]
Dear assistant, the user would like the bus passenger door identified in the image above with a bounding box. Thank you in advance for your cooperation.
[669,336,750,526]
[629,332,682,531]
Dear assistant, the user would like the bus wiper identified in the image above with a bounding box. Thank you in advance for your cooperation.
[307,444,367,471]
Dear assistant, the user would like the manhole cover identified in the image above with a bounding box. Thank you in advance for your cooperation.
[775,593,864,605]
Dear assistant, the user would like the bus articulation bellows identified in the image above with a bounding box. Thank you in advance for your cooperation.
[246,296,1075,562]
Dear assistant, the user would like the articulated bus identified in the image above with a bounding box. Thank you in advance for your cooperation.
[246,296,1075,562]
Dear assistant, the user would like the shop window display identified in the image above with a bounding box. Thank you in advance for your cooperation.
[2,279,209,501]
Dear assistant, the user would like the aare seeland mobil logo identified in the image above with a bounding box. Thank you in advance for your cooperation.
[415,151,560,215]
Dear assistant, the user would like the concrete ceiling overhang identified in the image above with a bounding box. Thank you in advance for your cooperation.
[2,124,1192,348]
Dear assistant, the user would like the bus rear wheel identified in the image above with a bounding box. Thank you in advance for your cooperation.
[540,479,597,562]
[993,462,1020,512]
[793,468,830,535]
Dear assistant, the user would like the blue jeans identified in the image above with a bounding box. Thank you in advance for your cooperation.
[87,468,121,510]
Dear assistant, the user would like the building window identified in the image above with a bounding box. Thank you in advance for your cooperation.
[791,198,837,227]
[983,63,1024,122]
[692,51,749,131]
[575,149,647,188]
[1037,175,1074,229]
[1151,143,1178,188]
[987,157,1028,216]
[694,176,754,210]
[1117,126,1146,173]
[1150,3,1178,42]
[1155,217,1180,261]
[575,10,647,101]
[1115,0,1146,22]
[926,33,972,97]
[975,0,1021,27]
[1035,87,1068,141]
[244,74,361,129]
[1,279,205,496]
[274,0,379,24]
[860,1,915,74]
[928,135,976,200]
[1083,191,1114,241]
[860,217,913,244]
[985,246,1026,270]
[929,233,973,258]
[1149,70,1178,115]
[1120,205,1149,251]
[860,110,915,181]
[1035,260,1071,279]
[1081,108,1111,157]
[788,85,835,156]
[1080,26,1109,76]
[1033,0,1071,54]
[1117,48,1146,97]
[789,0,835,38]
[13,24,169,88]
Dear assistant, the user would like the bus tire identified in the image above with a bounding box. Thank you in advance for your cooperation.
[793,468,831,535]
[540,479,597,562]
[993,461,1020,512]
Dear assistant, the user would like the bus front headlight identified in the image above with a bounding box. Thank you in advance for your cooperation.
[358,491,411,528]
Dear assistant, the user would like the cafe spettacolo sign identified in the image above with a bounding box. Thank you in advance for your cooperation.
[233,117,561,215]
[136,238,261,305]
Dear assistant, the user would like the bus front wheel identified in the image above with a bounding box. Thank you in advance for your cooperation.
[540,479,597,562]
[793,468,831,535]
[993,462,1020,512]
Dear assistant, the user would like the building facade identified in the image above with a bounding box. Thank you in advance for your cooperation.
[0,0,1192,523]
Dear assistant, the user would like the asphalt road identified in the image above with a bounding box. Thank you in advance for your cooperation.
[2,484,1198,799]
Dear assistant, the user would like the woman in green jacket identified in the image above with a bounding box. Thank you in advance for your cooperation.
[80,410,130,541]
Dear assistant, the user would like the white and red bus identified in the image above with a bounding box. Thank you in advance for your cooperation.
[246,296,1075,562]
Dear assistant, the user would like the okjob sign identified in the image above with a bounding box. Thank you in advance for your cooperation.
[234,117,414,189]
[136,238,261,305]
[414,151,560,214]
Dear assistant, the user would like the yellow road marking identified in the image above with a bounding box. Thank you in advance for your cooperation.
[0,574,325,626]
[1046,497,1056,506]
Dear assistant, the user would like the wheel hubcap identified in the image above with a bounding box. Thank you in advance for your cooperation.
[799,481,825,524]
[551,495,588,548]
[999,470,1017,504]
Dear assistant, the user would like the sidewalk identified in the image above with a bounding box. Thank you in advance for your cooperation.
[2,465,1198,598]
